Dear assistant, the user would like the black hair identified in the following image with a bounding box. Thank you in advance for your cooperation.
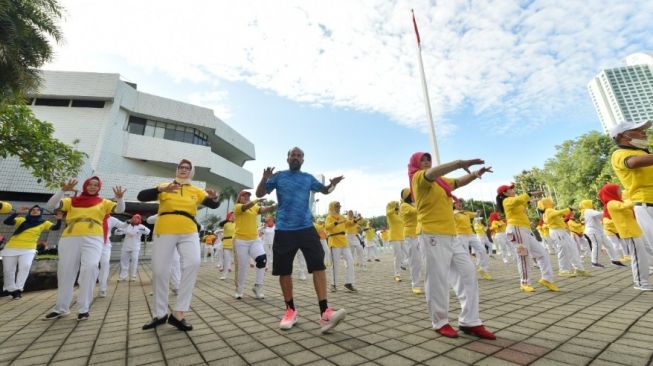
[401,189,413,204]
[496,194,507,215]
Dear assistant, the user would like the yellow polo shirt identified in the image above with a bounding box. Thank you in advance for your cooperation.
[503,194,531,228]
[314,222,327,240]
[5,218,54,249]
[386,206,405,241]
[544,207,570,230]
[155,183,208,235]
[454,211,475,235]
[234,203,261,241]
[61,198,116,237]
[607,200,642,239]
[412,170,456,235]
[490,220,507,234]
[612,148,653,203]
[473,221,486,236]
[602,217,618,236]
[380,230,390,242]
[222,222,235,249]
[400,203,418,238]
[364,228,376,241]
[567,219,584,235]
[537,223,549,238]
[0,201,12,214]
[345,219,360,235]
[325,214,347,248]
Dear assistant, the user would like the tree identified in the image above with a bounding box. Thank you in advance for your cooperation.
[0,103,86,189]
[201,214,222,232]
[0,0,64,101]
[219,186,238,213]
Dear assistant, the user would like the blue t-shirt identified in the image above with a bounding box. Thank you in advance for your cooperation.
[265,170,324,231]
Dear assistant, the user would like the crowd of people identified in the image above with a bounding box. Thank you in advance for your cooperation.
[1,119,653,341]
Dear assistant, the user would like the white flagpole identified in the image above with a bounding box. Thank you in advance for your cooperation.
[412,9,441,165]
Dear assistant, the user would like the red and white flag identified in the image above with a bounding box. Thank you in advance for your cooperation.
[412,9,421,46]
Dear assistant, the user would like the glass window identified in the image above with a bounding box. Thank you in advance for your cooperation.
[154,125,165,138]
[144,120,155,136]
[71,99,105,108]
[184,131,194,143]
[128,116,146,135]
[164,126,176,140]
[35,98,70,107]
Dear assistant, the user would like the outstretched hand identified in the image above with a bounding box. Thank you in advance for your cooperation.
[61,179,78,192]
[159,183,181,193]
[474,166,493,179]
[206,188,219,200]
[460,159,485,174]
[329,175,344,186]
[262,167,275,180]
[113,186,126,199]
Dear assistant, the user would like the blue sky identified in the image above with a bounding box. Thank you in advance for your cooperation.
[45,0,653,216]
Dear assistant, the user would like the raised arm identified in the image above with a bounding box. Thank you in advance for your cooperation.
[256,167,275,198]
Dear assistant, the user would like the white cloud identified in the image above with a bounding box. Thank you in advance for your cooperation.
[188,90,232,121]
[46,0,652,134]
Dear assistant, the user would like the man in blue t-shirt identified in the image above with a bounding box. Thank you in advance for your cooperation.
[256,147,346,333]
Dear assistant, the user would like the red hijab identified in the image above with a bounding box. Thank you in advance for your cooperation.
[408,152,457,202]
[599,183,623,220]
[488,211,501,226]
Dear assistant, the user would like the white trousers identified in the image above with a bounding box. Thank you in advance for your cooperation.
[405,236,423,288]
[98,244,112,292]
[625,237,651,287]
[330,246,354,285]
[320,239,331,265]
[170,249,180,290]
[296,250,307,277]
[221,248,233,277]
[506,226,554,285]
[494,233,512,263]
[151,233,200,318]
[347,234,365,267]
[390,240,404,275]
[549,228,584,272]
[586,230,619,262]
[234,239,265,292]
[633,205,653,256]
[203,244,214,262]
[572,234,591,258]
[264,242,273,266]
[457,235,489,272]
[541,236,556,255]
[365,240,378,260]
[213,243,223,266]
[420,234,482,329]
[119,247,140,279]
[401,240,410,266]
[476,234,492,254]
[606,234,628,257]
[2,251,36,292]
[54,236,103,314]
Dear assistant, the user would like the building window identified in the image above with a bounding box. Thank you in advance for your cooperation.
[126,115,209,147]
[128,116,146,135]
[34,98,70,107]
[71,99,105,108]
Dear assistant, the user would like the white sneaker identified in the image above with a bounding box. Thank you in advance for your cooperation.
[252,284,265,299]
[234,292,243,299]
[319,307,346,334]
[634,284,653,291]
[130,276,137,282]
[219,275,226,280]
[99,290,107,298]
[298,273,307,281]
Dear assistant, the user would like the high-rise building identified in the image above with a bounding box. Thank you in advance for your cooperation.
[587,52,653,133]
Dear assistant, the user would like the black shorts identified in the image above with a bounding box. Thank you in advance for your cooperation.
[272,226,326,276]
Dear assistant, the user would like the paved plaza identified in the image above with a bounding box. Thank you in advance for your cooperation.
[1,251,653,366]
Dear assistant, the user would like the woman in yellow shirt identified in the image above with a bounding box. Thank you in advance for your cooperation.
[386,201,405,282]
[453,203,491,280]
[497,187,559,293]
[45,177,125,321]
[138,159,220,331]
[1,205,62,298]
[219,213,235,280]
[489,211,512,264]
[400,188,423,293]
[233,190,276,300]
[314,219,330,267]
[325,201,356,292]
[345,211,365,270]
[538,198,587,276]
[600,183,652,291]
[566,213,591,259]
[603,217,630,262]
[409,152,495,340]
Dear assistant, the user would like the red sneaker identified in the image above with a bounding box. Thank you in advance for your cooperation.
[435,324,458,338]
[459,325,496,340]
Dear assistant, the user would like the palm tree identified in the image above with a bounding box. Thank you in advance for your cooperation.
[0,0,64,101]
[219,186,238,213]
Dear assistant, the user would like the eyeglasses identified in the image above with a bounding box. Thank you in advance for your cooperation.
[177,165,192,171]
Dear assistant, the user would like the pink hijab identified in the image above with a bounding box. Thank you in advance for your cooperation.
[408,152,457,202]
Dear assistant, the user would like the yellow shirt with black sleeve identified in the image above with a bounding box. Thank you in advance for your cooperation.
[155,183,208,235]
[503,194,531,228]
[607,200,642,239]
[611,148,653,203]
[473,222,486,236]
[234,203,261,241]
[325,214,347,248]
[453,211,475,235]
[400,203,418,238]
[0,201,12,214]
[386,207,405,241]
[5,218,54,250]
[380,230,390,242]
[222,222,235,249]
[567,219,584,235]
[345,219,360,235]
[61,198,116,237]
[490,220,507,235]
[364,227,376,241]
[412,170,456,235]
[544,207,570,230]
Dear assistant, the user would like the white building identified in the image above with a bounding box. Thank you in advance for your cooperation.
[0,70,255,218]
[588,52,653,133]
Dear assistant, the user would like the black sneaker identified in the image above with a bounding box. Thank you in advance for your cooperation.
[591,263,605,268]
[77,313,89,321]
[400,265,407,270]
[142,315,168,330]
[374,259,380,262]
[611,260,627,267]
[0,290,10,297]
[10,290,22,299]
[344,284,358,292]
[43,311,69,320]
[168,315,193,331]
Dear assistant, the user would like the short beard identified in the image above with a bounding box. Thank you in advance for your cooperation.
[289,162,302,171]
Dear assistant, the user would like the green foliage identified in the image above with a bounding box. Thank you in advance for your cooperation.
[219,186,238,213]
[0,0,63,101]
[0,102,86,189]
[201,214,222,232]
[513,131,618,217]
[366,216,387,229]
